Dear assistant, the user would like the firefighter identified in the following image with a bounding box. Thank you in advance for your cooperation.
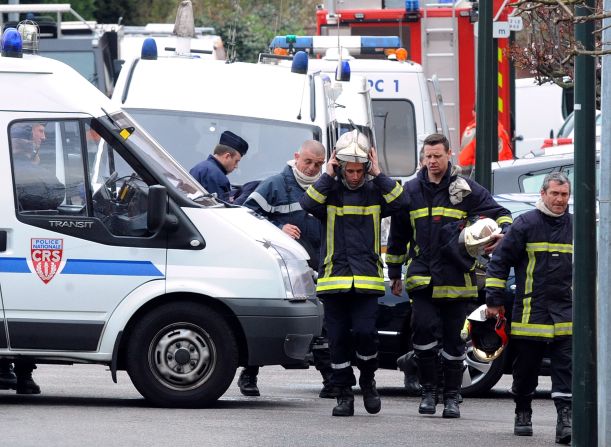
[237,140,334,398]
[485,172,572,444]
[189,130,248,202]
[387,133,512,419]
[458,107,513,175]
[300,130,404,416]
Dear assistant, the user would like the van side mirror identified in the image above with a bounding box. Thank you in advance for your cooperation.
[148,185,168,233]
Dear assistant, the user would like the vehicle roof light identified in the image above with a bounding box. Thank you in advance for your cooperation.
[270,35,401,56]
[336,60,350,81]
[395,48,408,61]
[141,37,158,60]
[273,47,288,56]
[1,28,23,58]
[17,20,39,54]
[291,50,308,74]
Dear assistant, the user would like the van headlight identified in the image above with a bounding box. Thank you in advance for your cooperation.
[268,243,316,301]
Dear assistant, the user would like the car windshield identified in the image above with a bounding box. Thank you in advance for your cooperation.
[126,109,321,185]
[94,111,209,203]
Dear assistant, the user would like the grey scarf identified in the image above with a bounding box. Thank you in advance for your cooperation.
[536,198,564,217]
[288,159,321,190]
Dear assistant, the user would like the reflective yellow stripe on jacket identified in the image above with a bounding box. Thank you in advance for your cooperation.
[305,185,326,204]
[485,277,507,289]
[511,322,572,338]
[317,275,385,293]
[383,182,403,204]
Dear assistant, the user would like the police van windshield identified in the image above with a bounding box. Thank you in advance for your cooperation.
[99,111,208,202]
[125,109,320,185]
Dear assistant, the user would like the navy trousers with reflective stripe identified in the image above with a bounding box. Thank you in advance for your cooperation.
[323,292,379,388]
[410,286,467,359]
[511,337,572,401]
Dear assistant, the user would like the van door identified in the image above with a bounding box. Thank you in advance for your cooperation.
[0,117,166,351]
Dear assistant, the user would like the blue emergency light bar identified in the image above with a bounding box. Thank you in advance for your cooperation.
[1,27,23,58]
[270,35,401,56]
[141,37,158,60]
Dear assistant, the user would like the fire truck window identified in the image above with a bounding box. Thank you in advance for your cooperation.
[372,99,417,177]
[9,121,87,216]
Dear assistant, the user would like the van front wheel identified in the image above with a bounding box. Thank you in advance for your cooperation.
[126,302,238,407]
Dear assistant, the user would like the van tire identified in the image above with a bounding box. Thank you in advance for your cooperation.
[126,302,238,407]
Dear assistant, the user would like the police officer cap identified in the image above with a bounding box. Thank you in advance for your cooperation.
[219,131,248,156]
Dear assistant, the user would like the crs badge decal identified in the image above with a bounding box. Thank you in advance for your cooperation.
[31,238,63,284]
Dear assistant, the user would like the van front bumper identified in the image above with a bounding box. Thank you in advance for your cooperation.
[226,297,323,366]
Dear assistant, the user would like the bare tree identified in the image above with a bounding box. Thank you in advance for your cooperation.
[509,0,606,105]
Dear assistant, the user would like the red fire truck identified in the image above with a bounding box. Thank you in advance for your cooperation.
[316,0,512,151]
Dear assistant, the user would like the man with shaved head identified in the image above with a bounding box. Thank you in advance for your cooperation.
[240,140,331,398]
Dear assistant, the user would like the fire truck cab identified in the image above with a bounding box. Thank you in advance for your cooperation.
[316,0,512,157]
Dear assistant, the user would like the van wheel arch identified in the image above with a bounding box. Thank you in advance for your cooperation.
[116,294,248,373]
[125,300,239,407]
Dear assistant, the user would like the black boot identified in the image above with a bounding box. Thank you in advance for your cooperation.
[415,352,438,415]
[314,337,336,398]
[397,352,422,396]
[319,371,338,399]
[514,396,533,436]
[442,360,463,418]
[514,410,533,436]
[237,366,260,396]
[16,371,40,395]
[360,378,381,414]
[555,400,571,444]
[332,387,354,417]
[0,360,17,390]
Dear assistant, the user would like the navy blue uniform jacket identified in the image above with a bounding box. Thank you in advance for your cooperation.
[300,172,404,296]
[190,155,230,201]
[386,164,513,300]
[485,209,573,341]
[243,165,322,269]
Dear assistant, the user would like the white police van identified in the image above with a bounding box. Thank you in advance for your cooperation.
[112,41,338,194]
[269,35,437,184]
[0,28,321,407]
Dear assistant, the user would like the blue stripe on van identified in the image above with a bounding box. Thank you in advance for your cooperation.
[61,259,163,276]
[0,258,163,277]
[0,257,30,273]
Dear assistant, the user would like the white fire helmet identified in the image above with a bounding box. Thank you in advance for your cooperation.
[458,217,501,258]
[335,129,371,164]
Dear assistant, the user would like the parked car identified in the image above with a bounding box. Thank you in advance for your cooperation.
[492,152,599,195]
[376,193,570,396]
[536,110,601,156]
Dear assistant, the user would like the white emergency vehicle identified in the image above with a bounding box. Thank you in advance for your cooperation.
[119,23,225,62]
[112,42,338,192]
[0,28,322,407]
[269,35,437,183]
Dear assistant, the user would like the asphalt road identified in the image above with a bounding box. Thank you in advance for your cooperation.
[0,364,559,447]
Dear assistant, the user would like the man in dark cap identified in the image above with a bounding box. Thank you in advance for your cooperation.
[190,130,248,202]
